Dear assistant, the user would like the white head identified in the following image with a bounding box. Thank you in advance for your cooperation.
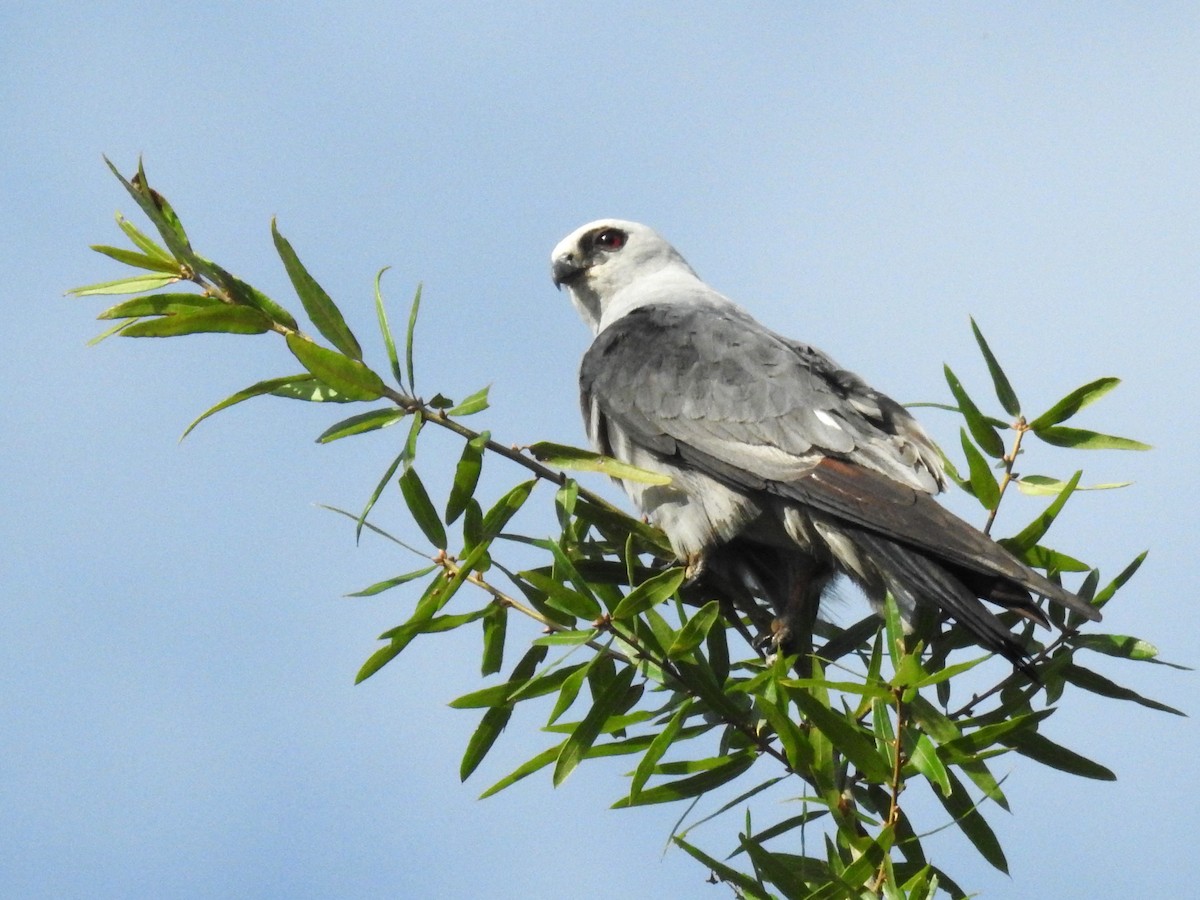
[551,219,701,333]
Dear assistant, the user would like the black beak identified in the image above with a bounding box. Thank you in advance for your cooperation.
[552,255,585,289]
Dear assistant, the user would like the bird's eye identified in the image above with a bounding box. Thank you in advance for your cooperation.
[593,228,627,251]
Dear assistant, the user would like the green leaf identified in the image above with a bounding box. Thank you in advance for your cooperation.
[271,219,363,359]
[89,243,183,274]
[105,157,194,262]
[212,267,299,331]
[629,698,693,801]
[181,374,316,439]
[960,428,1000,509]
[1002,470,1081,554]
[1004,730,1115,780]
[970,317,1020,416]
[553,665,637,786]
[934,768,1008,873]
[445,432,488,525]
[269,377,354,402]
[448,385,490,417]
[612,752,755,806]
[673,837,772,900]
[1062,663,1185,716]
[1031,424,1151,451]
[405,282,422,394]
[460,645,547,781]
[519,569,602,621]
[115,212,174,262]
[121,305,272,337]
[478,743,564,799]
[373,267,405,389]
[908,733,951,796]
[97,293,222,319]
[790,691,893,783]
[315,408,406,443]
[1073,633,1158,662]
[1093,551,1148,608]
[355,451,405,541]
[481,603,507,676]
[944,365,1006,458]
[611,568,686,620]
[460,705,513,782]
[526,441,673,486]
[546,656,597,725]
[481,479,536,539]
[285,333,385,400]
[1029,377,1121,430]
[938,710,1050,758]
[398,468,447,549]
[347,565,438,597]
[70,273,181,296]
[1015,475,1132,496]
[666,601,722,659]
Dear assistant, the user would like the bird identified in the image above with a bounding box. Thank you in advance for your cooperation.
[550,218,1100,674]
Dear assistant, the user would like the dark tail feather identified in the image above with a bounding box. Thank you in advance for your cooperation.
[850,530,1038,677]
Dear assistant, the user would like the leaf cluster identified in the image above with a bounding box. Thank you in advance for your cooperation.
[73,161,1181,899]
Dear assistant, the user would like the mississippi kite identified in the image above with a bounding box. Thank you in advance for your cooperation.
[551,219,1100,673]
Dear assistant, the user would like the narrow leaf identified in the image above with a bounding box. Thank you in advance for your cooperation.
[98,293,221,319]
[347,565,438,597]
[460,705,512,782]
[373,267,405,389]
[612,752,755,806]
[970,318,1021,416]
[70,273,180,296]
[115,212,174,262]
[481,479,536,539]
[399,468,447,549]
[673,837,772,900]
[1002,470,1081,554]
[1029,377,1121,430]
[272,219,362,359]
[445,432,488,525]
[1032,425,1151,451]
[935,768,1008,873]
[1073,633,1158,662]
[89,244,182,274]
[908,733,951,796]
[611,568,686,620]
[182,374,315,439]
[405,282,422,394]
[121,305,271,337]
[481,603,507,676]
[448,385,490,417]
[1004,730,1115,780]
[790,692,893,783]
[629,698,693,801]
[479,743,564,799]
[554,665,637,785]
[666,601,722,659]
[527,441,673,486]
[944,365,1006,458]
[520,569,602,621]
[270,378,353,402]
[960,428,1000,509]
[1016,475,1132,496]
[285,333,385,400]
[356,451,404,540]
[1063,663,1184,716]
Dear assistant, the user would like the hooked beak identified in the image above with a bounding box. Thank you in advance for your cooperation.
[551,254,586,289]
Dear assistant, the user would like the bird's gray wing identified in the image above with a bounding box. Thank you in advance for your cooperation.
[581,303,1099,624]
[581,303,939,492]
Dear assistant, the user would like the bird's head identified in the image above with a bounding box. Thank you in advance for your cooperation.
[551,219,699,333]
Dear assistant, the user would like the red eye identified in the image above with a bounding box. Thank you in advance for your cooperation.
[594,228,627,251]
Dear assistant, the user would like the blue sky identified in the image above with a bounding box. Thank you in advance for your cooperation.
[3,4,1197,898]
